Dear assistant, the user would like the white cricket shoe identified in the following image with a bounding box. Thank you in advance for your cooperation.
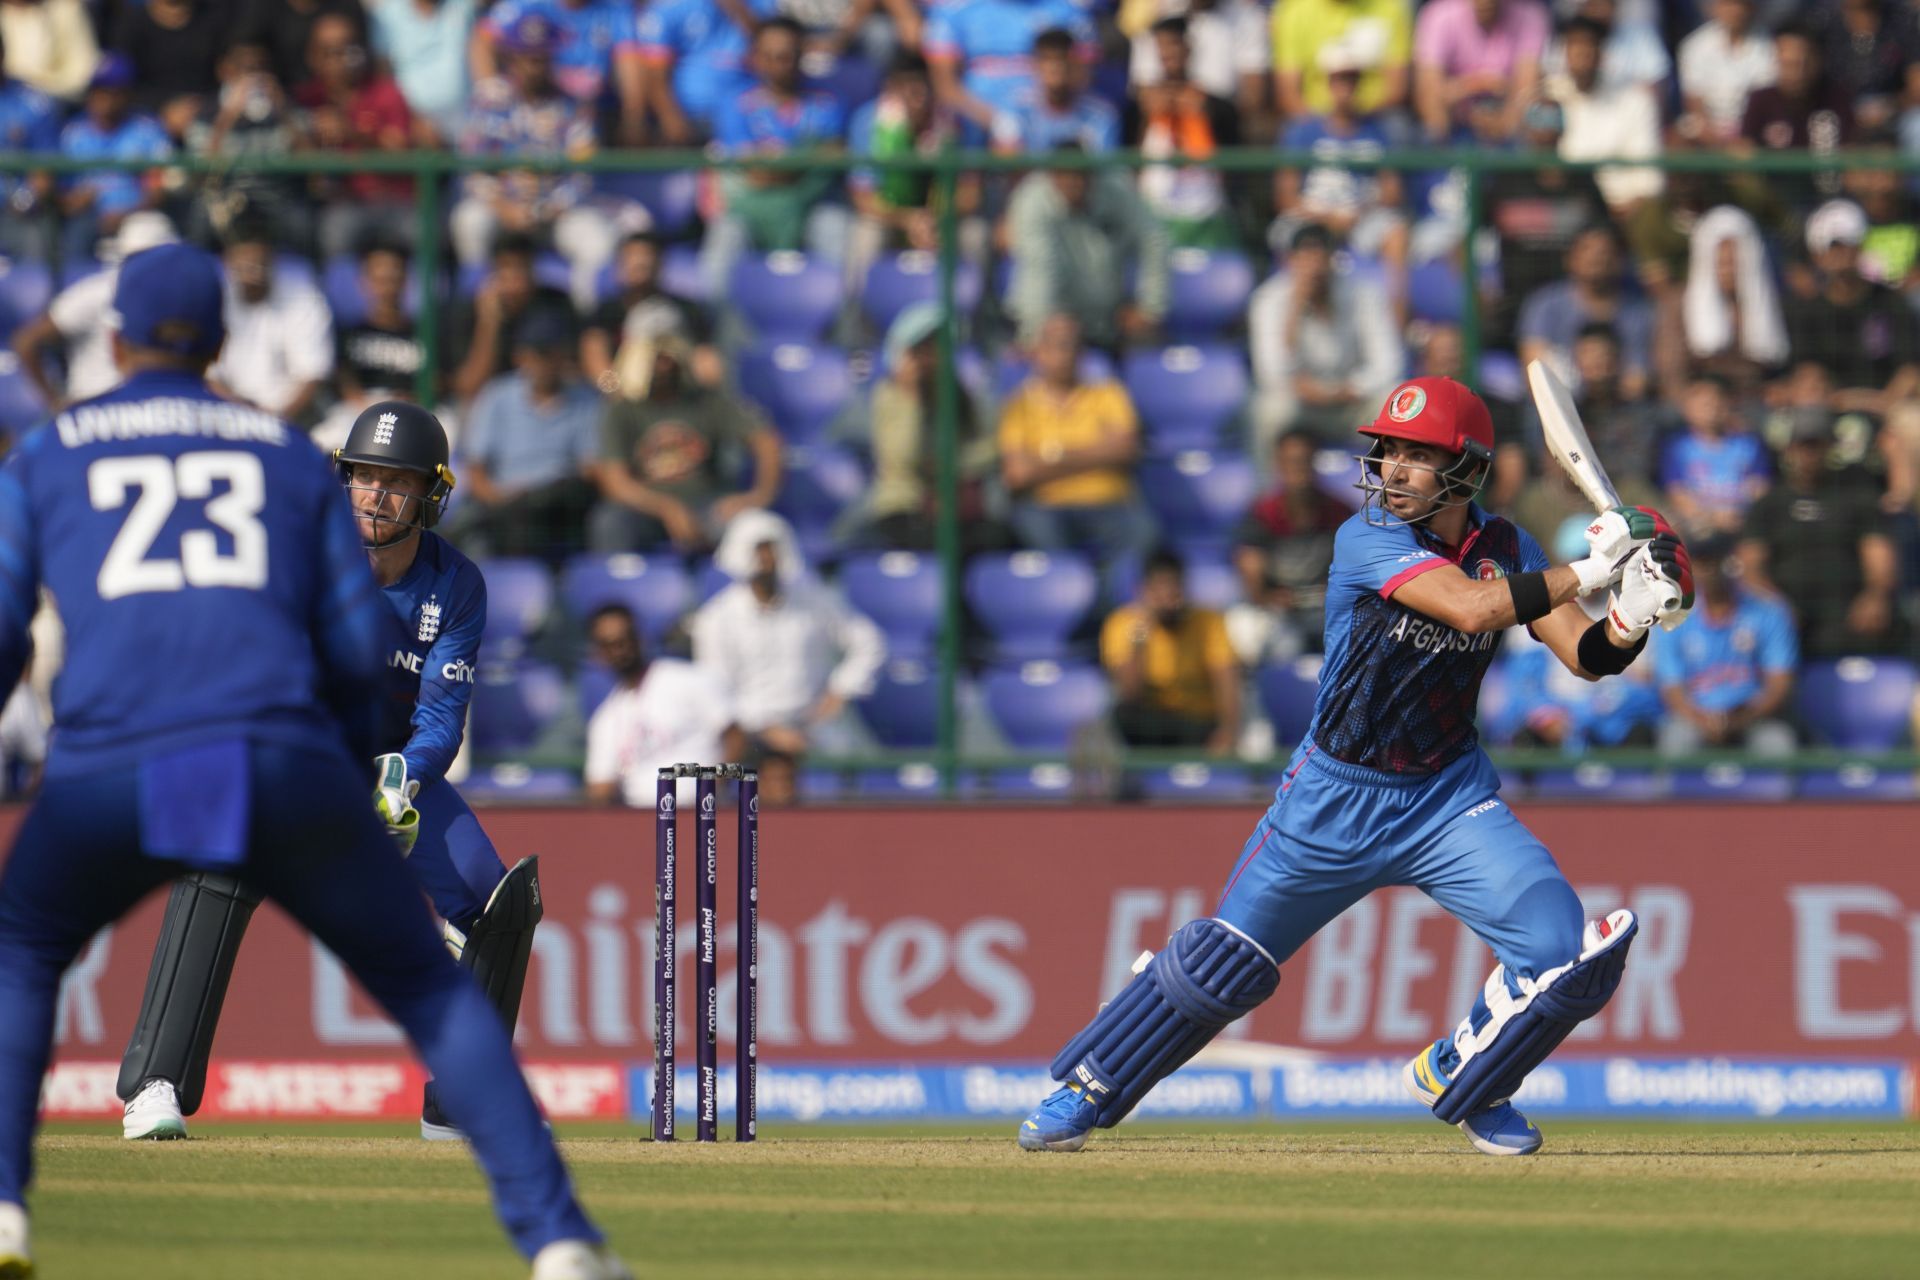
[530,1240,634,1280]
[0,1200,32,1278]
[122,1079,187,1141]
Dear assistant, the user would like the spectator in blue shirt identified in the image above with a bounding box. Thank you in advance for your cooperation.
[700,16,850,301]
[0,31,60,259]
[56,53,171,266]
[1518,223,1656,401]
[451,307,603,558]
[1653,533,1799,756]
[474,0,646,144]
[925,0,1094,141]
[449,11,637,310]
[367,0,477,141]
[637,0,777,143]
[1001,26,1118,153]
[1660,373,1771,539]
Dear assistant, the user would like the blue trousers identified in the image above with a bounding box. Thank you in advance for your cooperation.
[0,742,597,1257]
[410,778,508,929]
[1218,745,1584,992]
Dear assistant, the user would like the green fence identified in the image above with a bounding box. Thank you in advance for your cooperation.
[3,145,1916,793]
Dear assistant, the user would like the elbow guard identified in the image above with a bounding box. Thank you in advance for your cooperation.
[1577,617,1646,676]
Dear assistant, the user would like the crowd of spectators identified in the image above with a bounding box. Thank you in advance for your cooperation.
[2,0,1920,800]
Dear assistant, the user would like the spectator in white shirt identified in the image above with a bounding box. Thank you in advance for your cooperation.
[582,603,734,808]
[690,509,886,805]
[207,219,336,423]
[1675,0,1775,145]
[9,209,174,408]
[1549,15,1662,217]
[1539,0,1669,98]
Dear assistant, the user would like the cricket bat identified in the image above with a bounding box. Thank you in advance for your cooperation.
[1527,358,1681,618]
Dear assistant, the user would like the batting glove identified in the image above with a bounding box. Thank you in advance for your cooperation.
[373,752,422,856]
[1569,505,1657,595]
[1607,534,1692,640]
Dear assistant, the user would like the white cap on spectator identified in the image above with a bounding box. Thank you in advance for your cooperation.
[1805,200,1868,254]
[1317,38,1372,75]
[103,212,179,265]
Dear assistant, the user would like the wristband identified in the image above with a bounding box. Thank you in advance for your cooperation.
[1506,570,1553,625]
[1578,616,1646,676]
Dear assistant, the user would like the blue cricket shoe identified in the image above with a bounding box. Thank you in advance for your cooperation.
[1018,1083,1100,1152]
[1404,1040,1543,1156]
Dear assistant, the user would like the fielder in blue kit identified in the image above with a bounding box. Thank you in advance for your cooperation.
[0,244,631,1279]
[116,399,546,1145]
[1021,376,1695,1156]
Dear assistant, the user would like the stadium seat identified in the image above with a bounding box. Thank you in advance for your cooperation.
[736,342,852,445]
[1162,248,1254,338]
[577,660,619,720]
[1257,655,1323,745]
[840,551,942,658]
[964,550,1098,661]
[808,52,882,114]
[984,763,1075,799]
[994,348,1115,401]
[1798,765,1919,800]
[322,255,367,326]
[1666,766,1793,802]
[0,358,47,433]
[982,661,1110,750]
[1132,764,1255,802]
[477,559,554,658]
[863,251,983,334]
[459,253,570,298]
[0,258,53,339]
[1408,258,1465,325]
[593,170,700,236]
[1530,766,1664,801]
[460,763,580,802]
[1796,657,1918,749]
[1478,349,1526,403]
[1107,551,1241,611]
[469,660,567,755]
[730,252,843,341]
[774,445,866,563]
[1314,447,1365,508]
[858,659,940,748]
[1138,450,1258,554]
[660,241,707,303]
[559,552,693,646]
[1123,345,1248,449]
[796,768,846,801]
[852,763,944,799]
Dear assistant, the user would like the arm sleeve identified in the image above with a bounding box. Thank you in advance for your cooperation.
[310,477,389,766]
[0,452,41,702]
[403,563,485,786]
[1333,517,1445,599]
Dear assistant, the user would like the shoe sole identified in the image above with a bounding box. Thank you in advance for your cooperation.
[122,1120,186,1141]
[1402,1059,1540,1156]
[420,1120,464,1142]
[1016,1130,1089,1153]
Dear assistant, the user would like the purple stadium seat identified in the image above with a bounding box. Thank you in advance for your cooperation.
[737,342,852,444]
[461,763,580,802]
[469,660,567,754]
[730,252,843,340]
[693,557,733,603]
[840,551,942,658]
[964,550,1098,661]
[774,445,866,563]
[862,251,983,334]
[808,52,882,114]
[459,253,570,298]
[1133,764,1255,801]
[1796,657,1918,749]
[1163,248,1254,338]
[1123,345,1248,449]
[1666,766,1793,802]
[1530,766,1665,801]
[0,362,47,433]
[560,552,692,645]
[852,763,944,799]
[994,348,1115,401]
[983,661,1110,749]
[660,242,707,303]
[796,768,846,801]
[1138,450,1258,553]
[1107,551,1241,611]
[858,659,940,747]
[577,660,619,720]
[985,764,1075,799]
[322,254,425,327]
[1257,655,1323,745]
[477,559,554,658]
[594,170,700,236]
[1798,765,1919,800]
[1408,258,1465,324]
[0,259,53,338]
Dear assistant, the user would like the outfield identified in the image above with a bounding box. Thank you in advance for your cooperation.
[27,1120,1920,1278]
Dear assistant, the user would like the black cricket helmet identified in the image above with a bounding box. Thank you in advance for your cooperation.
[333,400,456,546]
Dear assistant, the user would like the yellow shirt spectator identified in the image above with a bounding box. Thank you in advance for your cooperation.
[1100,602,1236,722]
[1272,0,1412,117]
[998,378,1140,508]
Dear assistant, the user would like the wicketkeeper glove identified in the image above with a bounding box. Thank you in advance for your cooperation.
[373,753,422,856]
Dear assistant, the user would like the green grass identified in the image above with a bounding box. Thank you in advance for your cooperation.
[26,1120,1920,1278]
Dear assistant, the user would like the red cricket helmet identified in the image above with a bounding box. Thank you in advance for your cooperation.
[1360,376,1496,456]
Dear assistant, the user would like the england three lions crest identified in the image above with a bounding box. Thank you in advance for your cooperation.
[418,597,442,644]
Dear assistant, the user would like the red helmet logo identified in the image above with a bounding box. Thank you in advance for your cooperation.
[1388,387,1428,422]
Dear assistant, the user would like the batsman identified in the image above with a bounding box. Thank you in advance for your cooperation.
[119,401,543,1143]
[1020,376,1693,1156]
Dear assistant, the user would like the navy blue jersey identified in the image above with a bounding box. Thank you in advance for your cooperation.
[0,369,388,776]
[378,530,485,788]
[1312,507,1549,774]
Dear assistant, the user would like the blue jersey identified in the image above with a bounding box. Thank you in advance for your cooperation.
[924,0,1096,118]
[1650,588,1797,715]
[1658,431,1769,522]
[0,369,388,777]
[0,82,59,206]
[1006,92,1119,152]
[59,113,172,217]
[637,0,779,126]
[378,530,485,788]
[485,0,639,104]
[714,85,846,154]
[1313,507,1549,774]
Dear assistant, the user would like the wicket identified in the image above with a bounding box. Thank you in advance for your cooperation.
[653,763,758,1142]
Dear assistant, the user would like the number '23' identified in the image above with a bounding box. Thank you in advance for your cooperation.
[87,452,269,599]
